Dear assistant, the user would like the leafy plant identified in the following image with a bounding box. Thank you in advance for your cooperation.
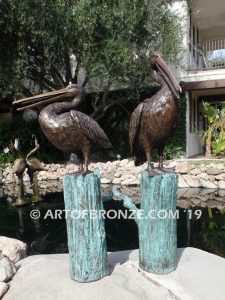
[0,0,183,120]
[202,101,225,158]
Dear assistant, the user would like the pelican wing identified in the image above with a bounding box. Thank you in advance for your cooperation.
[129,103,143,155]
[70,110,113,150]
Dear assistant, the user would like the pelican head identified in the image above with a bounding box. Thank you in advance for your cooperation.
[13,84,84,111]
[150,51,182,99]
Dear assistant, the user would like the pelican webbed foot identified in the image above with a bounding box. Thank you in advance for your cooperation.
[157,167,175,174]
[146,167,161,177]
[70,169,93,176]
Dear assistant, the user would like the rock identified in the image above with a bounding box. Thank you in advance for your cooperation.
[218,181,225,189]
[218,189,225,197]
[0,237,27,263]
[101,178,111,184]
[112,178,121,185]
[178,175,189,188]
[214,163,225,170]
[121,178,139,186]
[215,173,225,180]
[177,199,191,208]
[119,159,129,167]
[197,173,210,180]
[127,160,135,168]
[199,179,218,189]
[175,162,191,174]
[0,282,9,298]
[200,188,217,196]
[164,160,177,169]
[177,188,189,199]
[23,173,30,182]
[182,188,201,198]
[102,172,115,181]
[190,168,201,175]
[114,171,122,178]
[183,175,201,188]
[200,166,207,172]
[120,174,132,181]
[0,254,16,282]
[206,167,223,176]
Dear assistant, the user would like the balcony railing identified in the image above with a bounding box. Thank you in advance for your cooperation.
[188,38,225,71]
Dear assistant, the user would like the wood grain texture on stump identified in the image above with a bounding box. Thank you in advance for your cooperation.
[63,170,108,282]
[139,172,178,274]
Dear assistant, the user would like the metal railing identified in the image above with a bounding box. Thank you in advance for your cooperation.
[188,38,225,71]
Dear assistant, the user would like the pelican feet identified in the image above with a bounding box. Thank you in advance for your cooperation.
[147,166,175,176]
[70,169,93,176]
[146,167,161,177]
[157,167,176,174]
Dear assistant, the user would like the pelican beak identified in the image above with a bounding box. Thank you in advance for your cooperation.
[13,86,77,111]
[156,56,182,99]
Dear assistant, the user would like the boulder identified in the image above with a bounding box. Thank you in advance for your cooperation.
[190,168,201,175]
[112,178,121,185]
[114,171,122,178]
[218,189,225,198]
[197,173,210,180]
[218,181,225,190]
[175,162,191,174]
[206,167,223,176]
[121,178,139,186]
[0,237,27,263]
[215,173,225,180]
[183,175,201,188]
[101,178,111,184]
[199,179,218,189]
[119,159,129,167]
[164,160,177,169]
[178,175,189,188]
[0,254,16,282]
[0,282,9,298]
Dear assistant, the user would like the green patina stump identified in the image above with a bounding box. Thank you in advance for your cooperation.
[63,170,108,282]
[139,172,178,274]
[113,171,178,275]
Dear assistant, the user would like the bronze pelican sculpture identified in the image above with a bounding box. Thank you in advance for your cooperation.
[129,52,182,176]
[13,84,113,175]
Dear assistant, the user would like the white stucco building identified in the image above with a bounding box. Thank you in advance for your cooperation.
[175,0,225,157]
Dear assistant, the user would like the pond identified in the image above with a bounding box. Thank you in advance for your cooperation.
[0,185,225,258]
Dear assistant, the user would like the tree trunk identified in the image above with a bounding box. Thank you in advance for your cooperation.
[139,172,178,274]
[63,170,108,282]
[206,128,212,159]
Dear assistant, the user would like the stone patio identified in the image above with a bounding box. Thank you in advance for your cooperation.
[3,247,225,300]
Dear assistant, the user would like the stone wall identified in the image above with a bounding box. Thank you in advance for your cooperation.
[1,159,225,190]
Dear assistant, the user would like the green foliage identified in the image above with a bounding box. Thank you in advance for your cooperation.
[202,101,225,157]
[0,152,16,167]
[165,94,187,158]
[0,1,184,162]
[0,0,182,103]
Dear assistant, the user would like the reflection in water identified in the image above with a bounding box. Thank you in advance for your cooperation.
[0,187,225,258]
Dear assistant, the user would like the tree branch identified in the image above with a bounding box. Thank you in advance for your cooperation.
[50,64,66,87]
[82,75,89,87]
